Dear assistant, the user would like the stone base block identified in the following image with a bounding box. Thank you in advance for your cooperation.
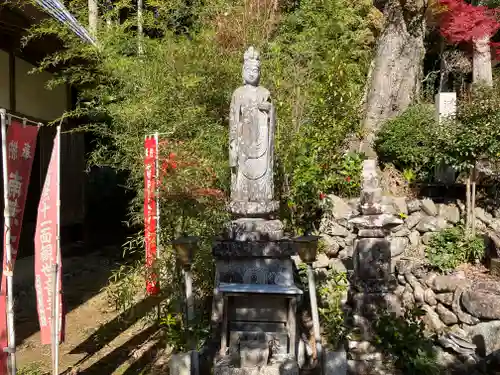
[215,258,295,286]
[213,240,297,258]
[224,218,284,241]
[351,292,402,318]
[324,349,347,375]
[213,356,299,375]
[490,258,500,277]
[353,238,391,282]
[228,200,280,216]
[170,351,199,375]
[347,360,387,375]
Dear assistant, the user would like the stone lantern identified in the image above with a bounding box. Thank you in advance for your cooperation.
[172,236,199,267]
[295,235,320,264]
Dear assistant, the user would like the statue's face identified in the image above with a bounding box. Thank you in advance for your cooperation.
[243,62,260,86]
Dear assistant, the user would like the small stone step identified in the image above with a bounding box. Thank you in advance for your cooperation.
[213,355,299,375]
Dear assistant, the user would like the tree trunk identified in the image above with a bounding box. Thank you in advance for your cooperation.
[138,0,144,55]
[473,35,493,87]
[361,0,426,157]
[88,0,99,37]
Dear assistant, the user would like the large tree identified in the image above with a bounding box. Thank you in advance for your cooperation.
[361,0,428,157]
[439,0,500,86]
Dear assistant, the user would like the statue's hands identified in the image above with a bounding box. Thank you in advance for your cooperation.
[258,101,272,112]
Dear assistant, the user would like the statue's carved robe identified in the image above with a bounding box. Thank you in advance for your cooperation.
[229,85,275,203]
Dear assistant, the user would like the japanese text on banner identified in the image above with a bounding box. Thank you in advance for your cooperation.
[144,137,159,296]
[34,130,64,345]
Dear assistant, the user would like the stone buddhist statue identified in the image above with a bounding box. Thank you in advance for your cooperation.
[228,46,278,216]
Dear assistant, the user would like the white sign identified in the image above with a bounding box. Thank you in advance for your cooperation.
[435,92,457,123]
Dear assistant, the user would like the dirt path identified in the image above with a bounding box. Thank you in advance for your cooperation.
[13,251,167,375]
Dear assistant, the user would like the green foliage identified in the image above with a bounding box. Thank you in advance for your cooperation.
[286,152,365,234]
[375,104,438,180]
[266,0,376,233]
[426,226,485,273]
[161,311,211,352]
[24,0,376,335]
[373,308,440,375]
[434,85,500,173]
[403,168,416,184]
[317,270,348,350]
[376,86,500,183]
[24,0,376,236]
[326,152,365,198]
[18,364,47,375]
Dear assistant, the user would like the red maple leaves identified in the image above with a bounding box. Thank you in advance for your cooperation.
[438,0,500,44]
[157,142,224,201]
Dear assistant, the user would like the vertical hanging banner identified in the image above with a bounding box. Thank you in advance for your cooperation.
[144,135,159,296]
[0,119,39,374]
[3,120,39,257]
[34,127,64,345]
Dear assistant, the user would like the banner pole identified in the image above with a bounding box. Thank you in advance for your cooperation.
[154,132,161,321]
[154,132,160,259]
[53,125,61,375]
[0,108,16,375]
[51,264,57,373]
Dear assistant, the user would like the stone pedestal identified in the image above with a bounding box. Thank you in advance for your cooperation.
[324,349,347,375]
[170,351,199,375]
[211,218,303,372]
[214,355,299,375]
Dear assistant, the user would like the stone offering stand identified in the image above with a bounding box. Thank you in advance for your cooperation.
[211,219,302,375]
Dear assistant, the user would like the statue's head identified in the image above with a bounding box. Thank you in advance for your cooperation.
[242,46,260,86]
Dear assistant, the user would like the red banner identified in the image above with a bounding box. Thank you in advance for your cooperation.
[34,129,64,345]
[144,136,159,296]
[0,121,39,373]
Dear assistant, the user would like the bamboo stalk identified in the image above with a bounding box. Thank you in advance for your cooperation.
[54,125,61,375]
[51,264,58,375]
[307,265,322,372]
[137,0,144,55]
[88,0,99,37]
[471,167,476,238]
[466,173,471,233]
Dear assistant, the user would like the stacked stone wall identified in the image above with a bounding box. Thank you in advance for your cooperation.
[304,191,500,374]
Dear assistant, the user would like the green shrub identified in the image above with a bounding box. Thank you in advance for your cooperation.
[426,226,485,273]
[434,85,500,173]
[285,152,365,234]
[269,0,376,233]
[161,310,210,352]
[373,308,440,375]
[375,104,438,180]
[317,270,348,350]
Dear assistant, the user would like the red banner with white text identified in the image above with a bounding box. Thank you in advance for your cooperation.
[0,121,39,373]
[34,129,64,345]
[144,136,159,296]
